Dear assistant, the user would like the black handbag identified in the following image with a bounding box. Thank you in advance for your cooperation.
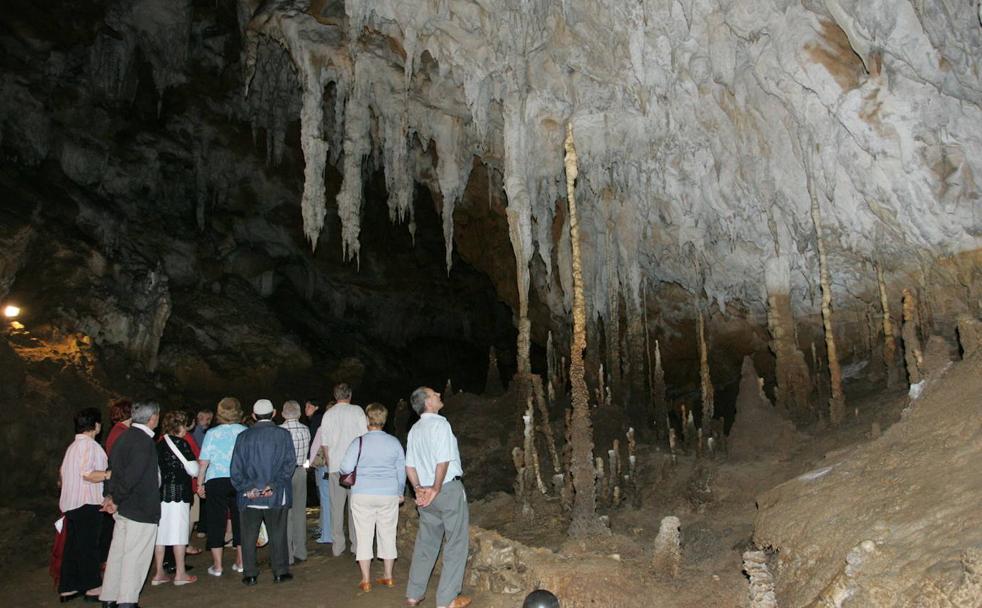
[338,437,362,488]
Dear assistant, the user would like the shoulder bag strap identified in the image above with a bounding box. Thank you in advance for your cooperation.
[164,435,190,467]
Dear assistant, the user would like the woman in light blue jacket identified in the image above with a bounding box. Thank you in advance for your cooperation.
[339,403,406,591]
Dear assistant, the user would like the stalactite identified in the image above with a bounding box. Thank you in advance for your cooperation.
[696,302,715,434]
[297,63,329,249]
[876,262,900,387]
[809,176,846,425]
[504,97,534,377]
[337,70,370,265]
[651,340,668,441]
[623,264,647,425]
[902,288,925,385]
[564,123,604,537]
[603,226,622,397]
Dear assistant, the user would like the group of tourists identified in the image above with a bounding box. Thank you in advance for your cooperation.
[55,383,472,608]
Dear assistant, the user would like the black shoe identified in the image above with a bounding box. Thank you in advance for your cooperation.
[242,576,258,586]
[59,593,79,603]
[273,573,293,583]
[83,596,102,604]
[101,603,116,608]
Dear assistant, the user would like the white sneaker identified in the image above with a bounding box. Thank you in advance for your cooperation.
[232,563,244,573]
[207,566,223,577]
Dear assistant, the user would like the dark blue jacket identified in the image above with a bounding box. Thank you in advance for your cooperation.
[230,420,295,510]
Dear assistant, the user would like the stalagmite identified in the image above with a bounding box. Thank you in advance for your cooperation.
[627,428,640,507]
[742,550,779,608]
[512,446,532,521]
[876,262,900,387]
[652,516,682,578]
[595,457,607,508]
[696,303,715,435]
[444,378,453,397]
[902,288,924,385]
[532,374,562,491]
[668,427,678,465]
[765,256,813,423]
[484,346,504,396]
[523,398,548,496]
[564,123,604,536]
[809,174,846,425]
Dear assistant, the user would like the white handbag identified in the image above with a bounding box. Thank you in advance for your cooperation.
[164,435,200,477]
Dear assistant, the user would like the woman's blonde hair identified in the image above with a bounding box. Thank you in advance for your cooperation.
[215,397,243,424]
[365,402,388,427]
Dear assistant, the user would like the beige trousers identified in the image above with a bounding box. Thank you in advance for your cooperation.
[350,494,400,562]
[328,472,355,557]
[100,515,157,604]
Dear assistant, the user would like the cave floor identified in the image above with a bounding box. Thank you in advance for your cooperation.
[2,377,916,608]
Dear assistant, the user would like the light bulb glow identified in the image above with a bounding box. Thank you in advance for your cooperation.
[3,305,20,318]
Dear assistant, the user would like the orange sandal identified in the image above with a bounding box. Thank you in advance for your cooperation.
[358,581,371,592]
[376,578,396,587]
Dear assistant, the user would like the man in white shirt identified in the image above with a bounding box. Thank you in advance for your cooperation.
[319,383,368,557]
[404,387,471,608]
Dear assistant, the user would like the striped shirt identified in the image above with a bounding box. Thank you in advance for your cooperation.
[59,434,108,512]
[280,419,311,466]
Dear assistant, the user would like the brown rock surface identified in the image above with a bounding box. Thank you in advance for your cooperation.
[728,356,796,460]
[753,354,982,607]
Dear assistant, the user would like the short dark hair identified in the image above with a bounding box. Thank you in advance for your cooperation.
[305,399,321,409]
[74,407,102,434]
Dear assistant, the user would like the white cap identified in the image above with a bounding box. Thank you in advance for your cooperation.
[253,399,274,416]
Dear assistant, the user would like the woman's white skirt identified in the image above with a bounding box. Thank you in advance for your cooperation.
[156,501,191,546]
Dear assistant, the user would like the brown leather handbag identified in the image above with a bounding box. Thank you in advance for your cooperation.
[338,437,362,488]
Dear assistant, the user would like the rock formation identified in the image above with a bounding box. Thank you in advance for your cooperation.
[652,516,682,578]
[729,356,796,460]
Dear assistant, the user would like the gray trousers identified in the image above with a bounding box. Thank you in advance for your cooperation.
[328,471,356,556]
[287,466,308,562]
[406,480,469,606]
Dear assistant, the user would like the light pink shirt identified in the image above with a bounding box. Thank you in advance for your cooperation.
[59,434,108,512]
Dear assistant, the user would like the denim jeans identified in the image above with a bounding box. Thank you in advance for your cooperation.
[315,466,332,542]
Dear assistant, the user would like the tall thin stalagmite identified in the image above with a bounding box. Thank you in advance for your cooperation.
[902,288,924,385]
[564,123,604,536]
[808,173,846,426]
[652,340,668,441]
[875,262,900,387]
[696,301,715,435]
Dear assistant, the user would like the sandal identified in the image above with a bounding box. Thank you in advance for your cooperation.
[405,598,425,607]
[186,546,203,556]
[358,581,371,592]
[174,575,198,586]
[376,578,396,587]
[150,576,172,586]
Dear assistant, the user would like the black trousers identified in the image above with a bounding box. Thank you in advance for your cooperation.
[239,507,289,578]
[59,504,103,594]
[204,478,241,549]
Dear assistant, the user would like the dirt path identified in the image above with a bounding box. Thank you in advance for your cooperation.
[2,531,498,608]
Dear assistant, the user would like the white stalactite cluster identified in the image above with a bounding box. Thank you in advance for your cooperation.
[241,0,981,326]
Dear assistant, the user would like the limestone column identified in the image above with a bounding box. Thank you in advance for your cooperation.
[902,288,924,385]
[765,256,813,424]
[808,174,846,426]
[564,123,604,537]
[875,262,900,387]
